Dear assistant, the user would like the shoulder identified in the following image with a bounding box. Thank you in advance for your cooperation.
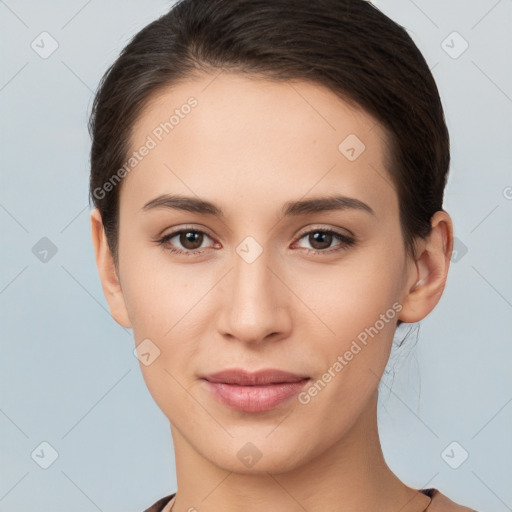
[421,488,479,512]
[142,493,176,512]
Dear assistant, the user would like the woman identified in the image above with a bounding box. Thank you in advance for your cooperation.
[89,0,478,510]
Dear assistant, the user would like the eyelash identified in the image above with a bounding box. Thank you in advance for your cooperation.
[155,227,355,257]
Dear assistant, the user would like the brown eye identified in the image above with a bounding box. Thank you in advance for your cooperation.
[179,231,204,250]
[157,228,215,255]
[294,229,355,254]
[308,231,333,250]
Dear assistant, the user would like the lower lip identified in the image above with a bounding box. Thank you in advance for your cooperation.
[203,379,310,412]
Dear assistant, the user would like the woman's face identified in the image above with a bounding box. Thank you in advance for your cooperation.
[109,73,420,473]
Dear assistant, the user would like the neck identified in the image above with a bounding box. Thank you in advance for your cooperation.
[168,391,429,512]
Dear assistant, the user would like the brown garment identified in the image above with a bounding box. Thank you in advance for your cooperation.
[419,489,478,511]
[143,488,478,512]
[143,493,175,512]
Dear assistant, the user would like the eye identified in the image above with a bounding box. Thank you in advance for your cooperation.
[293,229,355,254]
[156,228,218,256]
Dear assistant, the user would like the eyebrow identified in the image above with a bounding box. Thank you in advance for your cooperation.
[141,193,375,217]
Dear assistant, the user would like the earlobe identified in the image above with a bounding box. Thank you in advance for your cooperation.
[90,208,132,329]
[398,211,454,324]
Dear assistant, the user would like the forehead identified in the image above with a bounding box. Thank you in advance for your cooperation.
[121,72,396,219]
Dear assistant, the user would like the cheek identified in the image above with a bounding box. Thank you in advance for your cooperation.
[289,262,401,435]
[118,243,217,387]
[292,253,402,342]
[124,263,208,416]
[118,235,200,336]
[287,250,404,404]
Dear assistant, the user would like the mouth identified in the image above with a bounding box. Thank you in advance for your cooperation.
[201,368,311,412]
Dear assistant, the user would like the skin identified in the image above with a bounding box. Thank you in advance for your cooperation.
[91,72,453,512]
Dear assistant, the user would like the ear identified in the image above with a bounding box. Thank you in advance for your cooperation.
[90,208,132,328]
[398,211,454,324]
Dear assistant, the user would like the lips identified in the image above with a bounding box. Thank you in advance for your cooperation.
[201,368,310,412]
[203,368,310,385]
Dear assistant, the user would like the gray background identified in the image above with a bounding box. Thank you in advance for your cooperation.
[1,1,511,511]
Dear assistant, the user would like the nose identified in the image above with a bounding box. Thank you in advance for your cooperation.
[216,246,292,345]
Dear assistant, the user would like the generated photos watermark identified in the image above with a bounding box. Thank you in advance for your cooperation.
[92,96,198,201]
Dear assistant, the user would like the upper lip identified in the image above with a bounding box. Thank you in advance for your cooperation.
[202,368,310,385]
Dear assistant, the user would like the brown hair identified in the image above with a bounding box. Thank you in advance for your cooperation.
[89,0,450,268]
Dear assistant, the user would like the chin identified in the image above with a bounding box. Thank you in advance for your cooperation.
[204,436,313,475]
